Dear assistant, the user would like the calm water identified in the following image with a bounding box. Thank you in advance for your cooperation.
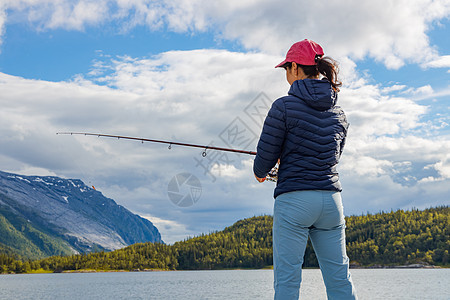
[0,269,449,299]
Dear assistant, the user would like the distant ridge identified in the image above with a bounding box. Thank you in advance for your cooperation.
[0,170,162,259]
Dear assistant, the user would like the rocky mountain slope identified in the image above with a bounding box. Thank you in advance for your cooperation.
[0,170,162,259]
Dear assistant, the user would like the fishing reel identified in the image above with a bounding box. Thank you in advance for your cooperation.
[266,163,279,182]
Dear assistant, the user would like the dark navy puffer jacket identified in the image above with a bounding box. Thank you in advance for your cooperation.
[253,78,348,198]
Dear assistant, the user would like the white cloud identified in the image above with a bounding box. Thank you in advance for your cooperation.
[2,0,450,68]
[3,0,108,30]
[210,159,254,180]
[340,156,392,178]
[0,7,5,48]
[407,85,434,96]
[423,55,450,68]
[433,154,450,179]
[47,0,108,30]
[140,214,190,244]
[339,81,428,139]
[381,85,407,94]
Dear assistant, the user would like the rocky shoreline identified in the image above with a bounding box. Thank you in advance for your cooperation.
[60,268,167,273]
[350,263,441,269]
[61,264,443,273]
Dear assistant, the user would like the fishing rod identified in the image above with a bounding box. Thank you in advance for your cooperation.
[56,132,277,181]
[56,132,257,156]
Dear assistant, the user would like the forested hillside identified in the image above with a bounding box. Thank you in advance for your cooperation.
[0,206,448,273]
[346,206,449,266]
[0,203,75,259]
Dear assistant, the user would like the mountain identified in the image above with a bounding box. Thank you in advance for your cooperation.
[0,170,162,259]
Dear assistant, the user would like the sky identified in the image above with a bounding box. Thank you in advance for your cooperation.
[0,0,449,244]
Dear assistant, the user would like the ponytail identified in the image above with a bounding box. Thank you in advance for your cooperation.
[298,56,342,92]
[316,56,341,92]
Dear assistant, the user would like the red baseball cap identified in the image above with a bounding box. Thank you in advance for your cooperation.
[275,39,324,68]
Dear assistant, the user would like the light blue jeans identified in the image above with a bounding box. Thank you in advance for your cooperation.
[273,190,357,300]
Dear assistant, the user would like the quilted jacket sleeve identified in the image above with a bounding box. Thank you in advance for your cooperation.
[253,99,286,178]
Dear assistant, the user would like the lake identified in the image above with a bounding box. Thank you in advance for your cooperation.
[0,269,449,299]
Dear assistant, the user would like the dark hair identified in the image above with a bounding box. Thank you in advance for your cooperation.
[283,56,342,92]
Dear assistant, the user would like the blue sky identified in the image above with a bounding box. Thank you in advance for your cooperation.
[0,25,237,80]
[0,1,449,243]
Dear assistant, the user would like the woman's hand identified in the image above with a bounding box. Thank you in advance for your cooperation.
[254,174,266,183]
